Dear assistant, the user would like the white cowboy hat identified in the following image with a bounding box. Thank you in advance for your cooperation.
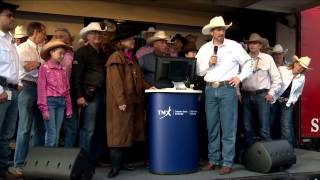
[245,33,264,43]
[142,27,156,36]
[146,31,169,45]
[79,22,107,38]
[272,44,288,54]
[40,39,72,60]
[202,16,232,35]
[293,55,311,69]
[14,25,27,39]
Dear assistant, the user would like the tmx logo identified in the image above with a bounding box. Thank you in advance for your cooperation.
[158,106,172,119]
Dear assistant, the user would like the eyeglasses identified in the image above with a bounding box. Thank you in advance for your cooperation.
[0,13,15,18]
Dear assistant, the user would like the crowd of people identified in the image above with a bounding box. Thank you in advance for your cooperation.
[0,2,311,179]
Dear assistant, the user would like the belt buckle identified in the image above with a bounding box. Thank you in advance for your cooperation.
[212,81,220,88]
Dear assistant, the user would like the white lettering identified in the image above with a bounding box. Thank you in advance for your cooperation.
[311,118,319,132]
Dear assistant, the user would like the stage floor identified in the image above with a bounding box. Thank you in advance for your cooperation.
[93,149,320,180]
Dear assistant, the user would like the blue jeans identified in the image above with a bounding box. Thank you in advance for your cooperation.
[242,91,271,147]
[271,101,295,145]
[205,85,238,168]
[44,97,66,147]
[0,89,18,175]
[63,94,78,147]
[79,91,105,160]
[14,83,45,168]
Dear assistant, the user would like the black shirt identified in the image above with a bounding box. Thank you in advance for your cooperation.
[280,81,292,98]
[72,44,107,98]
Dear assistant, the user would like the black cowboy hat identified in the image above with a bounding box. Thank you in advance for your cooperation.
[0,1,19,12]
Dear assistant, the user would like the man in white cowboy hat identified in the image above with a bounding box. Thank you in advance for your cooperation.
[196,16,253,174]
[272,44,289,67]
[71,22,108,162]
[14,25,27,46]
[14,22,47,176]
[136,27,156,59]
[271,55,310,145]
[241,33,282,148]
[139,30,169,86]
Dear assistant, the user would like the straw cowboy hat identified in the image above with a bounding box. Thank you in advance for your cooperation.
[79,22,107,38]
[146,31,169,45]
[246,33,265,43]
[40,39,72,60]
[142,27,156,36]
[272,44,288,54]
[14,25,27,39]
[293,55,311,69]
[202,16,232,35]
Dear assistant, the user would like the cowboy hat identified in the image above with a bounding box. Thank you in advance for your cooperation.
[146,31,169,45]
[40,39,72,60]
[103,20,117,32]
[14,25,27,39]
[202,16,232,35]
[272,44,288,54]
[245,33,264,43]
[183,42,198,53]
[293,55,311,69]
[112,27,137,42]
[0,2,19,12]
[142,27,156,36]
[79,22,107,38]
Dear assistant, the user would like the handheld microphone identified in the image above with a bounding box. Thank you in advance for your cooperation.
[209,46,218,67]
[214,46,218,55]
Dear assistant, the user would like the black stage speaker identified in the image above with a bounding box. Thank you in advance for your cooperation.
[243,140,296,173]
[23,147,95,180]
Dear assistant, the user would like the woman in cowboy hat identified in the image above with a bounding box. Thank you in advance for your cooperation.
[272,44,289,67]
[271,55,311,145]
[106,27,155,178]
[37,39,72,147]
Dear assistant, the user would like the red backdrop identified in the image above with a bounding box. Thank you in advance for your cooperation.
[300,7,320,137]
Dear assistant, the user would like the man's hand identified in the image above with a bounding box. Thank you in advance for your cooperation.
[24,61,40,72]
[0,91,8,103]
[119,104,127,112]
[77,97,87,108]
[229,77,241,87]
[149,86,157,90]
[264,94,273,103]
[209,55,218,67]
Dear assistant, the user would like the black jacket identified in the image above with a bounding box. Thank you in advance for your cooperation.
[72,44,107,98]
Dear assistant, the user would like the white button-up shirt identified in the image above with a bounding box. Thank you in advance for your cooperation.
[241,52,282,96]
[273,66,305,107]
[196,38,253,82]
[18,39,43,83]
[0,30,19,94]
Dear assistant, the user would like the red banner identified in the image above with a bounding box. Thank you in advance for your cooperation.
[300,7,320,137]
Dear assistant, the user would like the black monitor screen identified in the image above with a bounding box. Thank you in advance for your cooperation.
[155,56,196,88]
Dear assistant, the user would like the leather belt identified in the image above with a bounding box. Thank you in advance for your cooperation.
[22,80,37,86]
[278,97,289,103]
[206,81,229,88]
[242,89,269,96]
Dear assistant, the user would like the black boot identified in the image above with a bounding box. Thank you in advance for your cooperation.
[108,148,122,178]
[121,147,136,171]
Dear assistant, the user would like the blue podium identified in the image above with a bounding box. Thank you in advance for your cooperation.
[146,88,202,174]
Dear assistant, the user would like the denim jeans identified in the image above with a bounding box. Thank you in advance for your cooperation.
[0,89,19,175]
[44,97,66,147]
[63,94,78,147]
[205,85,238,168]
[271,101,295,145]
[242,91,271,147]
[14,83,45,168]
[79,91,105,160]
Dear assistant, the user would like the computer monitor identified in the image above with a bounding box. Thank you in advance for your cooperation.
[155,56,196,88]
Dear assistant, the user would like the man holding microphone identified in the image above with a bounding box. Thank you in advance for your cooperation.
[196,16,253,174]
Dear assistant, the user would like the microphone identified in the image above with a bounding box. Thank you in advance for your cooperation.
[214,46,218,55]
[209,46,218,67]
